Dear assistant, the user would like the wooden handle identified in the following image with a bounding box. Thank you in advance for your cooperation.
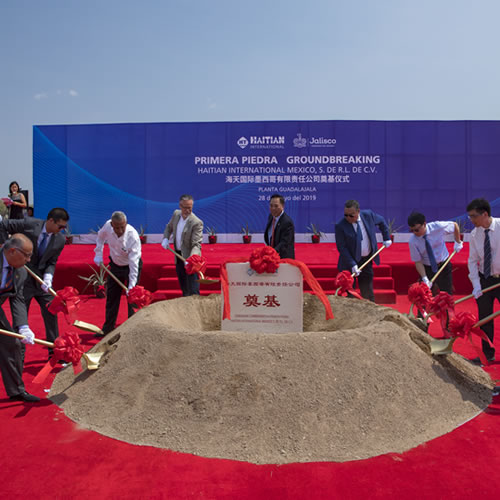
[167,246,186,262]
[0,328,54,348]
[430,250,456,284]
[24,265,57,297]
[474,309,500,328]
[351,245,386,277]
[454,282,500,306]
[100,264,128,292]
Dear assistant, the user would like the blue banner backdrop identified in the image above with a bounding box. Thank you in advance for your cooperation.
[33,120,500,235]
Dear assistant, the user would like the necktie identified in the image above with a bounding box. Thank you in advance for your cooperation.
[270,217,276,247]
[1,266,13,292]
[484,229,491,279]
[355,223,362,262]
[38,232,49,257]
[424,234,438,273]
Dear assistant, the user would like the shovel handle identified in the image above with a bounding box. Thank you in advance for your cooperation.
[351,245,386,277]
[24,265,57,297]
[0,328,54,348]
[430,250,456,284]
[101,264,128,292]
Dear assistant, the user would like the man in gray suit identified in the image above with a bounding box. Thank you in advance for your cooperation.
[3,208,69,349]
[0,234,39,402]
[162,194,203,296]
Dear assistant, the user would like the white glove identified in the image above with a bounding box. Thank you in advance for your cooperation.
[352,265,361,277]
[161,238,170,250]
[94,255,103,267]
[18,325,35,345]
[454,241,463,253]
[421,276,432,289]
[41,273,53,293]
[472,284,483,299]
[383,239,392,248]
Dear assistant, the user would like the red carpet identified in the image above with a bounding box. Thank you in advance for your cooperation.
[1,243,499,499]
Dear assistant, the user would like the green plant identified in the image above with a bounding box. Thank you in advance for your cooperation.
[241,223,251,236]
[0,200,7,217]
[387,218,403,235]
[307,223,325,238]
[139,225,147,237]
[205,226,217,236]
[78,264,107,295]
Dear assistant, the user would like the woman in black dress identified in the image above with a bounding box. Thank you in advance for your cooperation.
[8,181,27,219]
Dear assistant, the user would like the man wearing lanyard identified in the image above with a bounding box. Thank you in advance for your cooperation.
[407,212,463,293]
[335,199,392,301]
[1,207,69,351]
[467,198,500,364]
[94,211,142,337]
[264,193,295,259]
[162,194,203,296]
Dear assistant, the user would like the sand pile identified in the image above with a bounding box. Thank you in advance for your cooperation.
[50,295,493,464]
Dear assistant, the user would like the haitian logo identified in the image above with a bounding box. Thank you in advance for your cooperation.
[237,137,249,149]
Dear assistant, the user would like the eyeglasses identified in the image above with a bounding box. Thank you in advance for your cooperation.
[344,213,357,219]
[410,226,423,233]
[468,213,483,220]
[56,224,67,230]
[15,248,33,259]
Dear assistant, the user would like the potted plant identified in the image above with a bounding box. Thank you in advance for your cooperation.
[387,218,403,243]
[139,225,147,244]
[206,226,217,244]
[241,223,252,243]
[307,223,324,243]
[64,224,75,245]
[456,219,471,241]
[78,264,107,298]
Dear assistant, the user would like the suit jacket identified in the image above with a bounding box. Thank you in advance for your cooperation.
[164,211,203,259]
[264,212,295,259]
[1,217,65,278]
[0,249,28,329]
[335,209,390,271]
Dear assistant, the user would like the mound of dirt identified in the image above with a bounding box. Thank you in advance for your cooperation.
[50,295,493,464]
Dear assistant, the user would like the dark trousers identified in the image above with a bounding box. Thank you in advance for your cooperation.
[424,261,453,294]
[0,311,25,397]
[175,251,200,297]
[354,256,374,302]
[476,273,500,359]
[102,258,142,334]
[24,278,59,344]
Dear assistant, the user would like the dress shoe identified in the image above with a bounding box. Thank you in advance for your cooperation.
[9,391,41,403]
[470,355,495,365]
[93,332,105,338]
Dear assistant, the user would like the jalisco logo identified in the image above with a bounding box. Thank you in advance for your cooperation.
[237,135,285,149]
[293,133,337,148]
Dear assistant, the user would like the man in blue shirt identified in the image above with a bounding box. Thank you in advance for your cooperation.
[407,212,463,293]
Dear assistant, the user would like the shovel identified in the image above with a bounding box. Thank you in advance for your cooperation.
[167,247,219,284]
[24,266,104,335]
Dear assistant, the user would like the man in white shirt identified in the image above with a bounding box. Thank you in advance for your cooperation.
[408,212,463,294]
[162,194,203,296]
[467,198,500,363]
[94,211,142,336]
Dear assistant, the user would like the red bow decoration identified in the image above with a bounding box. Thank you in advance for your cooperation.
[185,254,207,276]
[220,247,334,321]
[408,282,433,317]
[47,286,81,323]
[127,285,152,309]
[249,247,281,274]
[427,292,455,337]
[334,270,363,300]
[32,331,84,384]
[96,285,106,298]
[448,311,494,365]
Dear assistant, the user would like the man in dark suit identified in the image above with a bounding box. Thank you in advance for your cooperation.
[2,208,69,349]
[0,234,39,402]
[335,199,391,301]
[264,194,295,259]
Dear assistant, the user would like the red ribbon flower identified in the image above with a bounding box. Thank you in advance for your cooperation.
[127,285,152,309]
[408,282,433,317]
[185,254,207,276]
[32,331,85,384]
[334,270,363,300]
[47,286,81,323]
[427,292,455,337]
[448,311,494,365]
[249,247,281,274]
